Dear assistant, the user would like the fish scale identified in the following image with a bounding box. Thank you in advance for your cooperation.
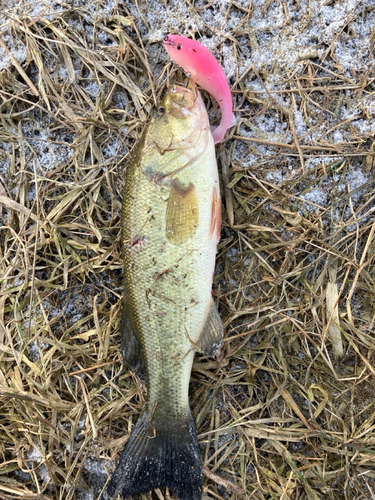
[123,95,217,413]
[105,82,223,500]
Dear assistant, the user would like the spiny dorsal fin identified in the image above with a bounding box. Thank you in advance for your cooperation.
[166,180,199,245]
[196,299,224,356]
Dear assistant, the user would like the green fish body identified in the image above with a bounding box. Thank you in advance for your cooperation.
[105,82,223,500]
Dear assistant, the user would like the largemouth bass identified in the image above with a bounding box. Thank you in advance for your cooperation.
[105,81,224,500]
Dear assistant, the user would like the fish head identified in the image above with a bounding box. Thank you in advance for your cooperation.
[162,81,197,118]
[149,82,210,151]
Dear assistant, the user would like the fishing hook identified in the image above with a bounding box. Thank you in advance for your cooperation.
[171,61,191,88]
[163,35,175,46]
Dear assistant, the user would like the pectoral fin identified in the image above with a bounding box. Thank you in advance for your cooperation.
[121,295,146,377]
[196,299,224,356]
[166,180,199,245]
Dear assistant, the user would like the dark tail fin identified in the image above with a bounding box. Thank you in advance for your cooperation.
[104,409,202,500]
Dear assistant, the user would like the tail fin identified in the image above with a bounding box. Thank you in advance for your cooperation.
[104,409,202,500]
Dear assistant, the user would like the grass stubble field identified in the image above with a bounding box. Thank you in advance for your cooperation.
[0,0,375,499]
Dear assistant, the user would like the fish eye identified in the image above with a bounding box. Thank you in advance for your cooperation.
[177,43,182,50]
[157,106,166,115]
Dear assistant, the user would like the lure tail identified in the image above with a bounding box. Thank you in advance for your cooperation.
[104,408,202,500]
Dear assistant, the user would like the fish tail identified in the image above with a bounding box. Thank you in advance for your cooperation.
[104,408,202,500]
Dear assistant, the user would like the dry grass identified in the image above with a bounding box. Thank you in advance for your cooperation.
[0,1,375,499]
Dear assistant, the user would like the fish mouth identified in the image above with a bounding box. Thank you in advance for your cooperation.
[169,83,197,111]
[171,84,195,95]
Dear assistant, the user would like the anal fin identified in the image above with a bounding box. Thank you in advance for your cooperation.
[120,294,146,377]
[196,299,224,356]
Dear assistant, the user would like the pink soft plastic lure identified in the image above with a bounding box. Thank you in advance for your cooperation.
[164,34,235,144]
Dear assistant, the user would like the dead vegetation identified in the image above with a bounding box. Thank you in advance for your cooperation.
[0,0,375,499]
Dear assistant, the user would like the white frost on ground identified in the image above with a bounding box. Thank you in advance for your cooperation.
[346,168,371,203]
[74,457,114,500]
[0,34,27,71]
[25,447,51,485]
[0,1,61,69]
[293,108,307,137]
[28,341,41,362]
[300,188,328,213]
[27,447,43,463]
[266,170,284,184]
